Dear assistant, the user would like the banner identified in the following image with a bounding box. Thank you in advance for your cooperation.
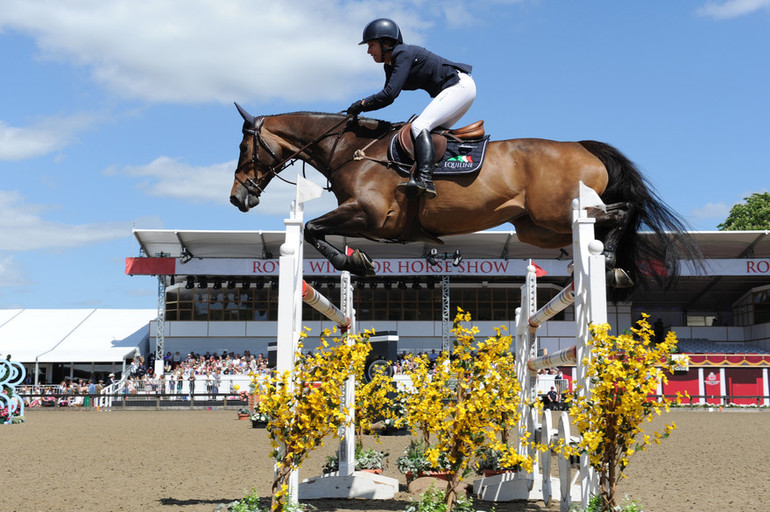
[125,256,770,278]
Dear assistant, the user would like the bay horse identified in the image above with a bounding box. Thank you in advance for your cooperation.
[229,105,699,299]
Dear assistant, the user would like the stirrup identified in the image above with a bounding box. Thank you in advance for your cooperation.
[396,178,436,199]
[416,179,436,199]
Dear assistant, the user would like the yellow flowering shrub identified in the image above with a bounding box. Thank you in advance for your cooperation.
[400,309,537,512]
[570,314,685,509]
[355,367,399,436]
[254,327,371,511]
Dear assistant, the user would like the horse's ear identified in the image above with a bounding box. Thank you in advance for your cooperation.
[234,102,255,126]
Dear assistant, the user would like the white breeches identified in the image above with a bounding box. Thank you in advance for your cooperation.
[411,72,476,137]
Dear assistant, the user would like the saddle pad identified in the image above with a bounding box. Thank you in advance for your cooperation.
[388,135,491,176]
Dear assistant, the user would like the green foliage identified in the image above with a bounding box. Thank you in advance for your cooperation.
[230,487,264,512]
[718,192,770,230]
[404,486,477,512]
[355,446,388,470]
[569,494,644,512]
[321,445,388,473]
[396,439,434,474]
[474,446,521,474]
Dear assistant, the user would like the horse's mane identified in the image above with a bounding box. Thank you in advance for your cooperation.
[266,111,400,133]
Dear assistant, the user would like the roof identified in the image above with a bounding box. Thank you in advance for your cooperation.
[0,309,157,363]
[132,228,770,260]
[131,228,770,312]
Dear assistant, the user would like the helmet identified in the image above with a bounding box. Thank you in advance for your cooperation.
[359,18,403,45]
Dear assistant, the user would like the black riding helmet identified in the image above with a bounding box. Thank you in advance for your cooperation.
[359,18,403,52]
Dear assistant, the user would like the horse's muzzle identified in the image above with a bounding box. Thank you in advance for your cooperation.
[230,186,260,212]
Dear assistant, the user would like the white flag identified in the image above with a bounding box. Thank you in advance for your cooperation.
[296,175,324,204]
[579,181,606,211]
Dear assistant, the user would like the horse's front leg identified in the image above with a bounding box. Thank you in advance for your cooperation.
[304,203,377,276]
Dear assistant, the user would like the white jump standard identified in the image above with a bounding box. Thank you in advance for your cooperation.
[275,180,398,503]
[474,184,606,511]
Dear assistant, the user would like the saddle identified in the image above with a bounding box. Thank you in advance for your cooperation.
[395,120,486,162]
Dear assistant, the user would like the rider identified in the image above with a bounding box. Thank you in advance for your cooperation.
[346,18,476,199]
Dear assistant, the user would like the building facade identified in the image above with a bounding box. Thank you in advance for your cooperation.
[127,229,770,359]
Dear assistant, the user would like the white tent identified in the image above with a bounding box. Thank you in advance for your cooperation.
[0,309,157,364]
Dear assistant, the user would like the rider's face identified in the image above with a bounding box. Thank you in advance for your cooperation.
[366,40,384,63]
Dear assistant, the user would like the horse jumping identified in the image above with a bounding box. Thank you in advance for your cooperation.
[229,107,699,298]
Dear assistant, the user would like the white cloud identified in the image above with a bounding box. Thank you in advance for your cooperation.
[0,189,135,251]
[697,0,770,19]
[106,156,339,216]
[0,254,27,287]
[0,0,432,105]
[690,202,732,223]
[106,156,237,203]
[0,114,95,161]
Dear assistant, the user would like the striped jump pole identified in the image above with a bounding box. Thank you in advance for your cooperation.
[527,345,578,374]
[301,280,351,331]
[528,282,575,329]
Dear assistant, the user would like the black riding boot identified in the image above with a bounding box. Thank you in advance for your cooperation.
[398,130,437,198]
[413,129,437,198]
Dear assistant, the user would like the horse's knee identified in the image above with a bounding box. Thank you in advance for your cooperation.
[304,221,321,241]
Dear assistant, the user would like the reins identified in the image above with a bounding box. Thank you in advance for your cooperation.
[236,113,405,198]
[254,114,355,187]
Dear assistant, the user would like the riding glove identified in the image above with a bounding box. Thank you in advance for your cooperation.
[346,100,365,116]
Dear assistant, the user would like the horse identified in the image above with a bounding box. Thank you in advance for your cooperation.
[229,105,700,299]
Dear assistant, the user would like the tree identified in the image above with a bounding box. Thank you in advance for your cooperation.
[400,310,537,512]
[256,328,370,511]
[718,192,770,230]
[570,316,684,510]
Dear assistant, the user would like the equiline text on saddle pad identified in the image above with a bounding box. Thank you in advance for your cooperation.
[388,133,491,175]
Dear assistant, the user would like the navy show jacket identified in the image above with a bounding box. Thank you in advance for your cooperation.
[362,44,472,111]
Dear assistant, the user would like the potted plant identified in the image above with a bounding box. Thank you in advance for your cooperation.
[322,445,388,474]
[236,407,251,420]
[396,439,451,483]
[249,410,270,428]
[475,446,521,477]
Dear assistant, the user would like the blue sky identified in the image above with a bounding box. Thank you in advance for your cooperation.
[1,0,768,309]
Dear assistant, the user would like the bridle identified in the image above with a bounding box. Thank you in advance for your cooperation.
[234,114,354,198]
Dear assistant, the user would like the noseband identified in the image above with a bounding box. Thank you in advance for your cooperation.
[234,114,355,198]
[233,116,284,197]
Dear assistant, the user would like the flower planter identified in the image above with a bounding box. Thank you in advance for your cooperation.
[251,419,267,428]
[481,469,518,477]
[405,470,451,483]
[380,426,410,436]
[237,413,249,420]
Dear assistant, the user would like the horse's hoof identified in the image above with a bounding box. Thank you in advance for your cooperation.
[606,268,634,288]
[345,249,376,276]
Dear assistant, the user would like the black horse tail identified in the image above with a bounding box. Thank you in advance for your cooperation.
[578,140,703,301]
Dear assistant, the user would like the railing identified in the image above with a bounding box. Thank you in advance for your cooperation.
[18,392,251,410]
[650,394,770,407]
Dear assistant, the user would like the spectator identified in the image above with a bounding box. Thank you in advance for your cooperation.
[212,369,221,399]
[545,386,559,410]
[188,371,196,400]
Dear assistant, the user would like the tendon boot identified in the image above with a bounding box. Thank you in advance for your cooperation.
[398,129,437,198]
